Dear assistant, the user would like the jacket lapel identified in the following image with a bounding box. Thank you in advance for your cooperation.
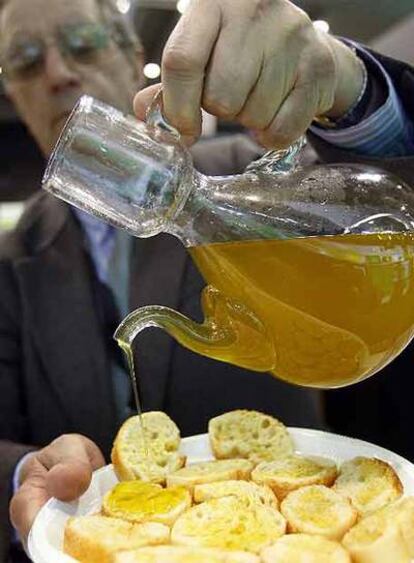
[128,233,188,411]
[15,196,117,453]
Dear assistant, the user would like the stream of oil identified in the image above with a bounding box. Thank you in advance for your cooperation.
[118,340,148,454]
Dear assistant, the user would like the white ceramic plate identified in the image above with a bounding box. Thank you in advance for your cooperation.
[28,428,414,563]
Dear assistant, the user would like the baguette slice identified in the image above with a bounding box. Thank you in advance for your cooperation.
[102,481,191,526]
[383,497,414,555]
[194,479,278,508]
[261,534,351,563]
[63,515,169,563]
[209,410,294,463]
[252,454,337,500]
[111,412,185,484]
[342,510,410,563]
[333,457,403,514]
[359,497,414,556]
[114,545,260,562]
[281,485,357,540]
[171,495,286,553]
[166,459,253,493]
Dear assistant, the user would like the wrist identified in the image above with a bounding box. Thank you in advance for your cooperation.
[325,36,366,119]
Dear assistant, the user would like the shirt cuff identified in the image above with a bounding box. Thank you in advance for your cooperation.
[310,42,414,157]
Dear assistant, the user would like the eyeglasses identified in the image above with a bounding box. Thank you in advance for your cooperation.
[2,22,113,81]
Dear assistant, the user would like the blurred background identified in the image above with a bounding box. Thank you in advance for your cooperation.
[0,0,413,229]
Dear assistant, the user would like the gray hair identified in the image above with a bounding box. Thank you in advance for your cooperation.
[96,0,143,56]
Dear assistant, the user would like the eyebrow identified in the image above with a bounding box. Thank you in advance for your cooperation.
[1,19,99,51]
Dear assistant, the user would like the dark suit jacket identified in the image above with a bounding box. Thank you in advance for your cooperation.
[0,135,324,561]
[310,51,414,464]
[2,50,414,562]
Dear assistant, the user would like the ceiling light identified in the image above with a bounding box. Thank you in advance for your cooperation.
[177,0,191,14]
[117,0,131,14]
[144,63,161,80]
[313,20,330,33]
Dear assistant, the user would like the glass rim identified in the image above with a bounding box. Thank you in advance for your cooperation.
[42,95,97,196]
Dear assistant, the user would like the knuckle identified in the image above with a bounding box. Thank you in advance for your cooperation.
[58,433,82,444]
[163,47,202,77]
[202,94,238,119]
[290,6,312,35]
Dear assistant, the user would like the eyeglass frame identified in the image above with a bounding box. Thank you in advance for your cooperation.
[0,20,135,81]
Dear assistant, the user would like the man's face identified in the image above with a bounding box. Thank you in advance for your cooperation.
[1,0,144,155]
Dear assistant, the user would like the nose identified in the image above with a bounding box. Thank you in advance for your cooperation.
[42,45,81,94]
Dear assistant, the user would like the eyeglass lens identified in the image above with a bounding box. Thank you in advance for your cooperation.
[2,22,111,79]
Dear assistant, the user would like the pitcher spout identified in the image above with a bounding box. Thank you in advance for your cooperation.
[114,287,275,373]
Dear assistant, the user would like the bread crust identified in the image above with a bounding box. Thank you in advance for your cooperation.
[111,412,186,484]
[252,454,337,500]
[63,515,169,563]
[333,457,403,515]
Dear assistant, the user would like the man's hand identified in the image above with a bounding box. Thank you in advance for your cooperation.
[134,0,364,148]
[9,434,105,545]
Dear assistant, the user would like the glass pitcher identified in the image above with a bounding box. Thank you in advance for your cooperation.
[43,95,414,388]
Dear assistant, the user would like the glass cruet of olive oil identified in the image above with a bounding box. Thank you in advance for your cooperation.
[43,94,414,389]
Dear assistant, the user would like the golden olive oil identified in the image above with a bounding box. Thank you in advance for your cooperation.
[187,233,414,387]
[117,340,148,452]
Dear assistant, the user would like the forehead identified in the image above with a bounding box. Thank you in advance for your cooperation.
[1,0,101,42]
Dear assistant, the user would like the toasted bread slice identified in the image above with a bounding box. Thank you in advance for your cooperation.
[386,497,414,556]
[361,497,414,557]
[171,495,286,553]
[280,485,357,540]
[63,515,169,563]
[113,545,260,562]
[342,510,410,563]
[209,410,293,463]
[102,481,191,526]
[166,459,253,493]
[194,479,278,508]
[111,412,185,484]
[252,454,337,500]
[333,457,403,515]
[261,534,351,563]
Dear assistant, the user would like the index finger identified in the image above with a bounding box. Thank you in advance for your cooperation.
[161,0,221,137]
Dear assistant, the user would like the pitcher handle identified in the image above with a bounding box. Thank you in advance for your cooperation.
[114,286,274,372]
[146,87,181,140]
[246,136,306,175]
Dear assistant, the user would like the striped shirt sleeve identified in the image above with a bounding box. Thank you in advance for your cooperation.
[310,44,414,157]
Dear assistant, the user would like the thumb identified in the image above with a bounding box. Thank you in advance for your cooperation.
[40,434,105,502]
[10,435,105,545]
[46,460,94,501]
